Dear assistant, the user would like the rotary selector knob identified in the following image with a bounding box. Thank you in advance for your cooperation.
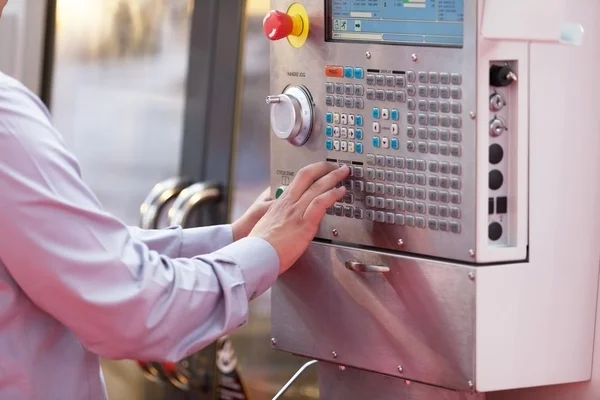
[266,85,314,146]
[489,116,507,137]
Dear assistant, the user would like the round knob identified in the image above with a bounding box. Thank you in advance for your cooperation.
[489,117,506,137]
[267,85,314,146]
[263,10,304,41]
[489,92,505,111]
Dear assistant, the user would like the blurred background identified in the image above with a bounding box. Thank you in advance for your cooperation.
[46,0,318,399]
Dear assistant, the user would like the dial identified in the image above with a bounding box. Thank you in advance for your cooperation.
[266,85,314,146]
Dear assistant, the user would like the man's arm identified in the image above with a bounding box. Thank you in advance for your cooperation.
[0,84,279,362]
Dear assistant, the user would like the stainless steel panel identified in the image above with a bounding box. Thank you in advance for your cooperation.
[271,241,476,391]
[319,363,485,400]
[269,0,479,263]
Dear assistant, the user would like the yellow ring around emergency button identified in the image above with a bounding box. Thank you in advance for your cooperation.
[286,3,309,48]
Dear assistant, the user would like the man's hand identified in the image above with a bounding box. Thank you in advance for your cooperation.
[249,162,349,275]
[232,188,274,242]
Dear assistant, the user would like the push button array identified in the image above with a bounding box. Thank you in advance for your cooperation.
[325,111,364,154]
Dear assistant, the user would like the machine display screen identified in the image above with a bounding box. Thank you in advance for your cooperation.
[327,0,464,48]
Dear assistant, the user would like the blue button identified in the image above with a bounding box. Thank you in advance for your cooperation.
[354,67,364,79]
[326,126,333,137]
[391,137,399,150]
[355,128,363,140]
[356,142,363,154]
[326,139,334,151]
[326,112,333,124]
[356,115,364,126]
[391,109,399,121]
[344,67,354,78]
[372,108,380,119]
[372,136,381,148]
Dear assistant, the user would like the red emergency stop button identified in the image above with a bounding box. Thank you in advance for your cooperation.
[263,10,304,41]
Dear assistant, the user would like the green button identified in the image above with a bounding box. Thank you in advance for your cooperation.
[275,186,287,199]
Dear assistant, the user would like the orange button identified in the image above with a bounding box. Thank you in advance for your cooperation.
[325,65,344,78]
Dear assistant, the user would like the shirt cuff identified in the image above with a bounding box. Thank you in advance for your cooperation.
[179,224,234,258]
[213,237,280,301]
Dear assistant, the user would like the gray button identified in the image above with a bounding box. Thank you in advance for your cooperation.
[396,91,407,102]
[366,196,375,207]
[416,201,426,213]
[376,183,385,194]
[386,212,395,224]
[386,170,395,181]
[376,155,385,166]
[406,186,416,199]
[385,90,395,102]
[354,167,364,178]
[428,218,439,230]
[429,101,439,112]
[407,126,416,138]
[440,115,450,127]
[366,182,375,193]
[375,197,385,208]
[326,83,334,94]
[451,192,461,204]
[407,141,416,152]
[416,217,426,228]
[439,191,450,203]
[366,168,375,179]
[428,128,439,141]
[355,98,364,109]
[440,177,450,188]
[345,84,355,95]
[451,73,462,85]
[418,71,428,83]
[451,87,462,100]
[406,215,416,227]
[395,171,405,183]
[376,169,385,180]
[344,206,353,217]
[376,75,385,86]
[428,142,439,154]
[407,99,416,110]
[366,74,376,85]
[440,101,450,113]
[386,156,395,167]
[344,97,354,108]
[416,188,427,200]
[440,162,450,174]
[416,160,426,171]
[450,207,461,219]
[396,199,405,211]
[418,142,428,153]
[407,85,416,96]
[429,161,439,173]
[326,207,334,215]
[428,114,439,126]
[440,73,450,84]
[396,157,406,168]
[407,71,416,82]
[406,201,416,212]
[366,89,375,100]
[344,193,354,203]
[406,158,416,170]
[439,205,449,217]
[418,114,428,125]
[439,220,449,231]
[440,87,450,99]
[451,163,462,175]
[406,174,416,185]
[335,83,344,94]
[334,205,343,216]
[429,72,439,84]
[396,75,406,87]
[428,203,438,215]
[386,76,395,86]
[429,86,439,98]
[335,96,344,107]
[395,214,406,225]
[451,116,462,129]
[418,128,428,139]
[375,211,386,223]
[418,86,428,97]
[354,208,364,219]
[418,100,428,111]
[428,176,439,187]
[366,210,375,221]
[440,144,450,156]
[451,102,462,114]
[326,96,334,106]
[450,221,461,233]
[355,85,364,96]
[416,174,427,186]
[428,190,438,202]
[386,185,395,196]
[450,145,461,157]
[344,180,353,190]
[407,113,416,124]
[440,129,450,141]
[396,186,406,198]
[354,181,365,192]
[450,178,461,190]
[451,131,462,142]
[376,90,385,101]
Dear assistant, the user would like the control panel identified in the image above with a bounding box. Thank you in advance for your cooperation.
[265,0,527,264]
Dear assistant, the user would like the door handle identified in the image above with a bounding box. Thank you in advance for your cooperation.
[167,182,221,227]
[345,260,390,273]
[140,177,192,229]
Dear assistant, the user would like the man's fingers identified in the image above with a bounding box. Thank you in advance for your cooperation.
[283,162,341,201]
[298,164,350,206]
[303,186,346,223]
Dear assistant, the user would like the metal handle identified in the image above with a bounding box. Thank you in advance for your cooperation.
[272,360,318,400]
[345,260,390,273]
[140,177,192,229]
[168,182,221,227]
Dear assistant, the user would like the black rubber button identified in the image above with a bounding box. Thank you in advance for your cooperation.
[489,170,504,190]
[489,222,503,241]
[489,144,504,165]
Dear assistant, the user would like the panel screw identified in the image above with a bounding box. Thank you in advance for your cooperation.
[270,338,276,346]
[411,54,418,62]
[468,272,475,281]
[332,351,338,358]
[470,111,476,119]
[397,365,404,373]
[404,380,411,385]
[468,249,475,257]
[398,239,404,246]
[468,380,474,388]
[365,51,371,59]
[332,229,339,236]
[338,365,346,371]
